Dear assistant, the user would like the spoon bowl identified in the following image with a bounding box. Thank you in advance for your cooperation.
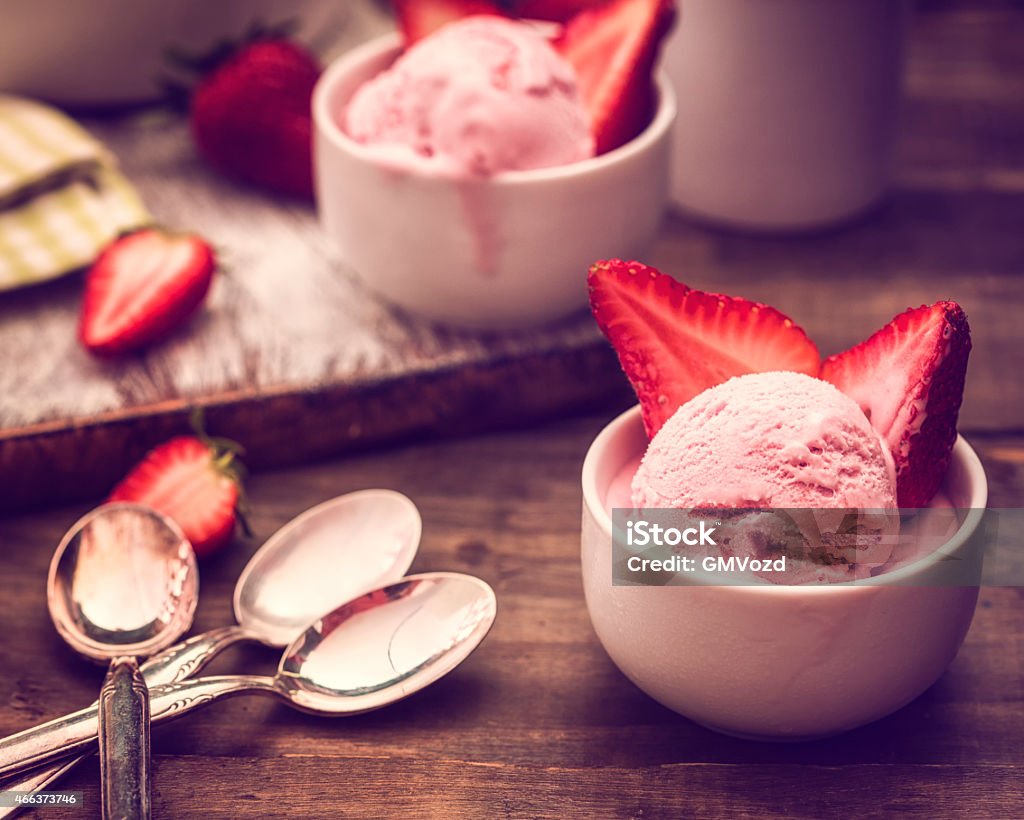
[276,572,497,715]
[234,489,422,647]
[47,503,198,661]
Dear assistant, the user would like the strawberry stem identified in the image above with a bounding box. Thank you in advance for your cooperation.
[208,436,246,456]
[189,408,245,469]
[213,451,236,471]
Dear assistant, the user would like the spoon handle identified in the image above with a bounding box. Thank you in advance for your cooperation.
[138,624,254,686]
[0,625,253,817]
[98,658,150,820]
[0,676,274,778]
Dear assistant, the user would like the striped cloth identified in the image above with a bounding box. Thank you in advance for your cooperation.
[0,95,151,291]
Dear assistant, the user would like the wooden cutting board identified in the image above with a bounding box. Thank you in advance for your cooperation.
[0,114,634,512]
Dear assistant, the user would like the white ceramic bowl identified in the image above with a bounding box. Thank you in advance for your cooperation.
[313,33,675,330]
[581,405,989,740]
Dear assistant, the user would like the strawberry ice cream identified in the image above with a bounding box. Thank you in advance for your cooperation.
[587,259,974,582]
[631,371,900,576]
[343,16,594,176]
[632,372,897,510]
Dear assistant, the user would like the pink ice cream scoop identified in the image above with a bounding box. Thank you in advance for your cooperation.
[632,371,899,574]
[343,16,595,177]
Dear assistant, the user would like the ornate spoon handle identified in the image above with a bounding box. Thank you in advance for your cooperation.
[0,675,275,778]
[98,657,150,820]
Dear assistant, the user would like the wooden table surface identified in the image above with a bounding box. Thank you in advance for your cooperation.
[2,0,1023,817]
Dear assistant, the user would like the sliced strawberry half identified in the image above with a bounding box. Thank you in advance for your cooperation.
[393,0,506,47]
[109,434,246,558]
[556,0,676,155]
[79,228,216,357]
[588,259,820,438]
[820,302,971,508]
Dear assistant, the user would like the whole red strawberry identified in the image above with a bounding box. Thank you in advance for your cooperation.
[190,39,320,199]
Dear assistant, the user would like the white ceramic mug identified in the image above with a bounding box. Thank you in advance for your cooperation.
[665,0,908,231]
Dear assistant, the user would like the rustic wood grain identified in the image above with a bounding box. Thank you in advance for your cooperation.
[0,416,1022,819]
[1,0,1023,511]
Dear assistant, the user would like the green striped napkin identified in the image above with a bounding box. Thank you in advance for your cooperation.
[0,95,151,291]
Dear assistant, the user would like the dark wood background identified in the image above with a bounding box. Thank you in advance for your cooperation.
[1,0,1022,817]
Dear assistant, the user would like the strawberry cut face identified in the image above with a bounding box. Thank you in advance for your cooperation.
[588,259,820,437]
[557,0,676,154]
[79,229,216,357]
[820,302,971,508]
[109,435,243,558]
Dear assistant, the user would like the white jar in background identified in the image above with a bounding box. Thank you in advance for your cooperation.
[665,0,909,232]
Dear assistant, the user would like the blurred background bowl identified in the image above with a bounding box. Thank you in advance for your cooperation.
[313,33,676,330]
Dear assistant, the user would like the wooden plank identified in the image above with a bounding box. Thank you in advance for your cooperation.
[14,754,1024,820]
[19,756,1024,820]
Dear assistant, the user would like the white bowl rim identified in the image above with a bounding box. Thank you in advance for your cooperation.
[582,404,989,595]
[312,31,677,186]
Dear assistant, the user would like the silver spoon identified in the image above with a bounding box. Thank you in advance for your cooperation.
[1,489,420,808]
[47,504,198,820]
[0,573,496,774]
